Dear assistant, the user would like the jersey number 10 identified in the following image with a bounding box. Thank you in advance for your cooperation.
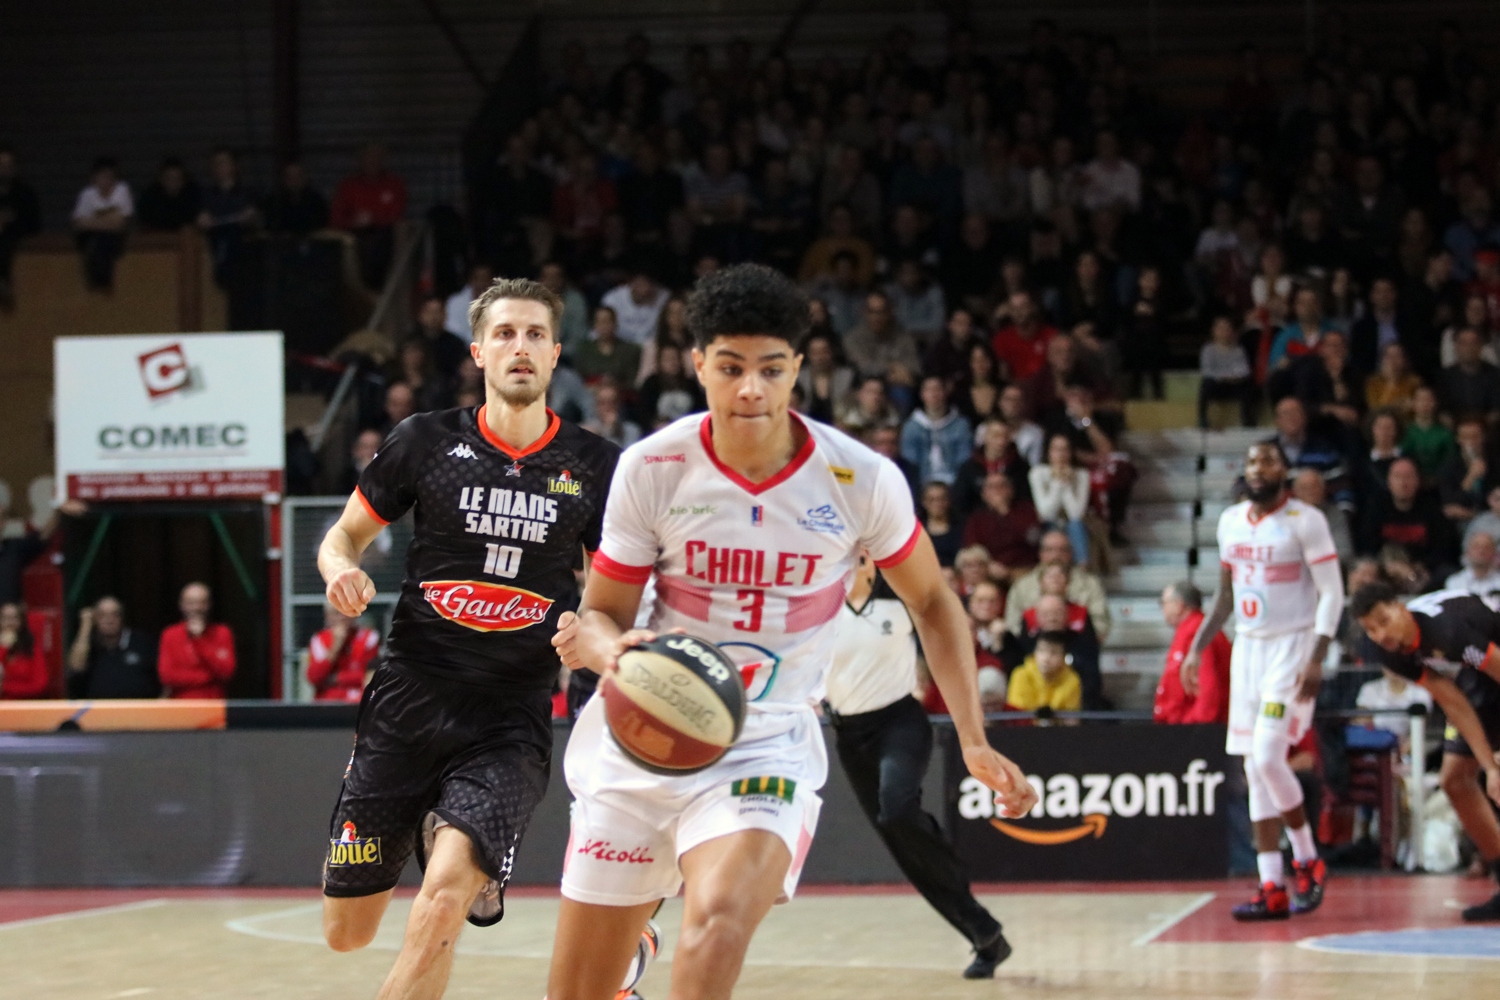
[484,543,523,579]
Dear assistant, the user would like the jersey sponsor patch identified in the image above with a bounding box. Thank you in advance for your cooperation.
[829,465,855,485]
[420,579,554,632]
[798,504,845,534]
[328,821,382,866]
[1262,701,1286,719]
[731,776,796,802]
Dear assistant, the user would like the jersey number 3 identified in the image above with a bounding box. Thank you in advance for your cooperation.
[734,589,764,632]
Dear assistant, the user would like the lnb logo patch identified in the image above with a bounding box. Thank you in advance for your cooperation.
[137,342,202,400]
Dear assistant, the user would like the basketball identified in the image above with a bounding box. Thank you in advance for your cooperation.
[602,633,746,774]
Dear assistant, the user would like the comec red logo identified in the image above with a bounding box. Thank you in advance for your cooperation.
[575,839,655,864]
[138,342,193,399]
[420,580,554,632]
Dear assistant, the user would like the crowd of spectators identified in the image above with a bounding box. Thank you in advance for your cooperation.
[3,142,404,293]
[11,17,1500,721]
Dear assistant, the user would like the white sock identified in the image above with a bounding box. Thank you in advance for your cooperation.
[1287,823,1318,864]
[1257,850,1284,887]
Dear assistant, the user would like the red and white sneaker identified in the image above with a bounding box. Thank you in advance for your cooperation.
[1289,858,1327,914]
[1231,882,1291,921]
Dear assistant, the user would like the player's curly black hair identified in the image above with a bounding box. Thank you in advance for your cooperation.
[686,263,810,350]
[1349,580,1401,620]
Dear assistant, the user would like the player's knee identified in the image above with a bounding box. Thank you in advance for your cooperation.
[678,899,755,964]
[323,909,378,953]
[414,882,477,934]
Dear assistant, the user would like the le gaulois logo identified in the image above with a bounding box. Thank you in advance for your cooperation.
[421,579,554,632]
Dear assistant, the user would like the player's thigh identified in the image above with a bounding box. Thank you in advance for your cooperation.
[420,823,491,901]
[677,828,792,952]
[547,897,661,1000]
[323,888,394,951]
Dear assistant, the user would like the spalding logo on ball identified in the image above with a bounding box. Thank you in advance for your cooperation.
[603,633,747,774]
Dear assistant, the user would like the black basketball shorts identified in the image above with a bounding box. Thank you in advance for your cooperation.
[1441,699,1500,759]
[323,662,552,926]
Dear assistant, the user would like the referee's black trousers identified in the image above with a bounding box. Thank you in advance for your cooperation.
[832,695,1001,946]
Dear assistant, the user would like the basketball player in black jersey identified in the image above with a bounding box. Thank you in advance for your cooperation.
[1351,583,1500,921]
[316,278,620,998]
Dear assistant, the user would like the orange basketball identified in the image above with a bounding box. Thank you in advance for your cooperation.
[602,634,746,774]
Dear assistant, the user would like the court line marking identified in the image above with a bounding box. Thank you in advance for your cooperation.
[1296,930,1500,962]
[223,903,328,944]
[1130,892,1216,946]
[0,898,167,931]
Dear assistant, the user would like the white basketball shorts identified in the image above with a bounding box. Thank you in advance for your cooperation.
[1226,629,1319,756]
[560,695,826,907]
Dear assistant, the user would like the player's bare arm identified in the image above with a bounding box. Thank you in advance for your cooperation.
[1297,552,1345,702]
[317,492,385,616]
[558,571,650,677]
[1421,670,1500,805]
[1183,562,1234,695]
[884,530,1038,818]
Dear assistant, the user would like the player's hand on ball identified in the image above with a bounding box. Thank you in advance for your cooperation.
[603,629,658,676]
[327,568,376,617]
[963,745,1037,817]
[1179,650,1200,696]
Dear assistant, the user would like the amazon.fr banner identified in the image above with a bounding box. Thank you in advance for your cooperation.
[948,723,1228,880]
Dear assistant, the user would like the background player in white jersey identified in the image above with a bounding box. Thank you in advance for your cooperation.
[1182,440,1344,921]
[548,264,1036,1000]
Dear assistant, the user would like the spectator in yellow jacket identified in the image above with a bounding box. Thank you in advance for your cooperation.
[1006,631,1082,711]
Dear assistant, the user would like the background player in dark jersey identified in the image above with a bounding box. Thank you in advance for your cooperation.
[1352,583,1500,921]
[316,277,619,998]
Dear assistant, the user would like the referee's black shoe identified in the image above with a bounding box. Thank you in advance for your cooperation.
[963,929,1011,979]
[1461,891,1500,922]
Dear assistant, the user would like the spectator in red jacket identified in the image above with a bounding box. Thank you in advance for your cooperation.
[990,289,1057,383]
[0,602,51,699]
[960,472,1041,587]
[157,582,237,699]
[1154,581,1231,724]
[331,142,408,290]
[306,603,381,702]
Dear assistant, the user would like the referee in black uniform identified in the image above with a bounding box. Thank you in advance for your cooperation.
[825,550,1010,978]
[317,278,620,998]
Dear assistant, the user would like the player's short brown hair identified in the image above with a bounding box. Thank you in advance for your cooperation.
[466,277,564,342]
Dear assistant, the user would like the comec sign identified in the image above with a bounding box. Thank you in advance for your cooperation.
[55,333,285,501]
[949,724,1229,880]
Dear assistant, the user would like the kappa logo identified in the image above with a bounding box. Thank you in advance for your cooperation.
[798,504,845,535]
[328,821,382,866]
[448,443,478,460]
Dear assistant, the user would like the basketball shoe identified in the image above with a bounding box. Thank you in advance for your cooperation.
[1289,858,1327,914]
[615,920,662,1000]
[1461,891,1500,922]
[1231,882,1290,921]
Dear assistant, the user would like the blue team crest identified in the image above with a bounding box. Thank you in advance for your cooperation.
[798,503,845,534]
[716,641,782,701]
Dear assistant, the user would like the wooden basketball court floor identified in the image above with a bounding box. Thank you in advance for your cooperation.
[3,876,1498,999]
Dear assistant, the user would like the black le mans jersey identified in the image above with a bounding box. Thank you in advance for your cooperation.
[356,406,620,692]
[1359,590,1500,716]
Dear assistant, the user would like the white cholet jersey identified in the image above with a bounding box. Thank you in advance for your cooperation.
[593,413,920,717]
[1216,496,1338,638]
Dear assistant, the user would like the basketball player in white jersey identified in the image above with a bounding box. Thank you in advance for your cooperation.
[1182,440,1343,921]
[547,264,1036,1000]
